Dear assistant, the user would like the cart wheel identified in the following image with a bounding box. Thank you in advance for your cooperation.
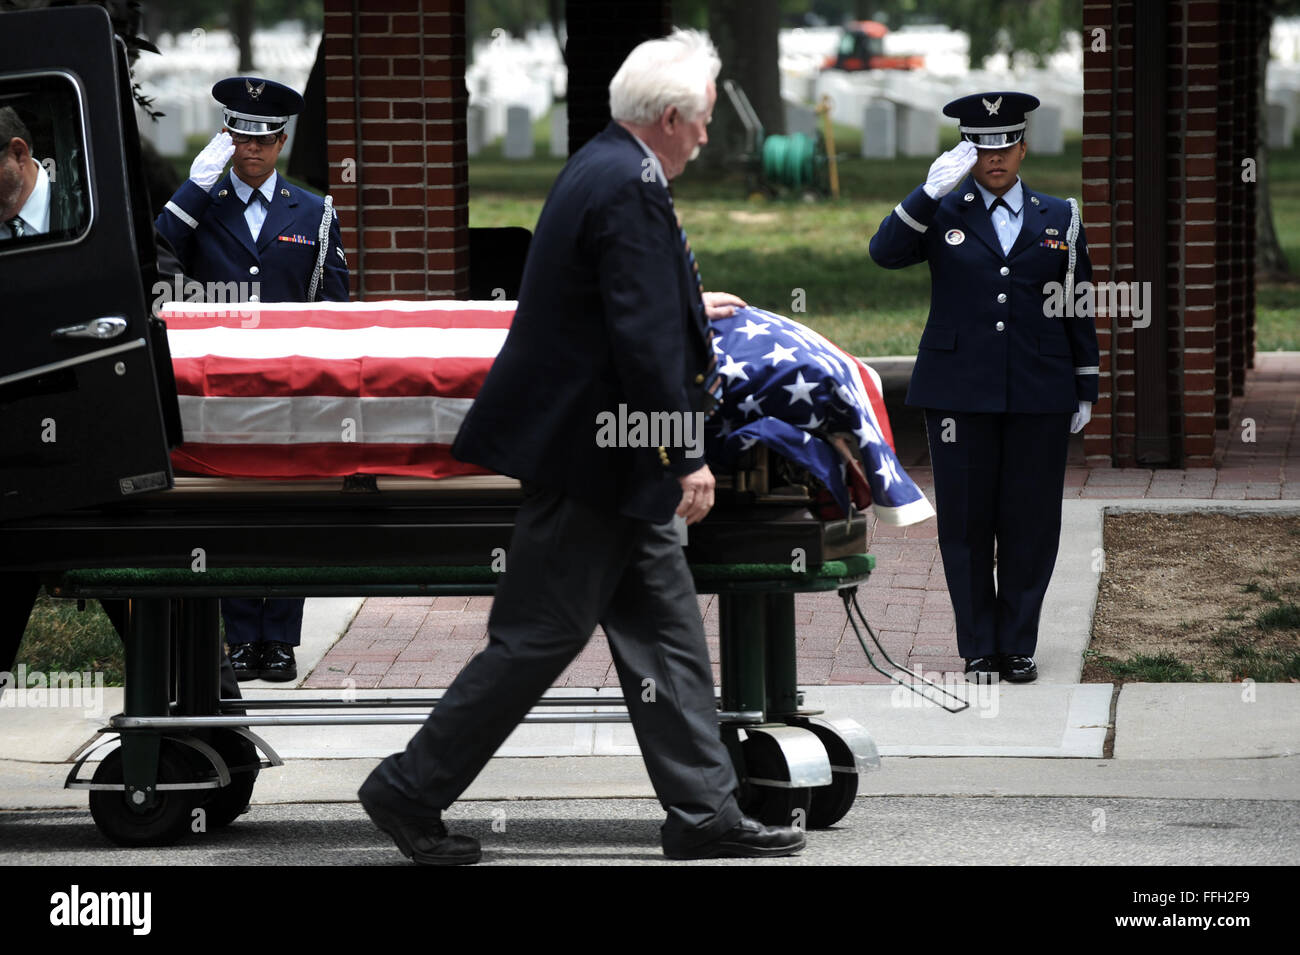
[737,733,813,830]
[808,769,858,829]
[89,741,199,847]
[196,730,260,829]
[790,720,862,829]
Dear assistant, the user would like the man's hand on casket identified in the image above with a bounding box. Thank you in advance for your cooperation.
[702,291,747,320]
[677,464,716,525]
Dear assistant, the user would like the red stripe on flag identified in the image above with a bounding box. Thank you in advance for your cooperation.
[171,443,492,480]
[173,356,493,399]
[162,306,515,330]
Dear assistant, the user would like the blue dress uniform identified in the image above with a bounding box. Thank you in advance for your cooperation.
[155,77,349,680]
[869,92,1098,681]
[156,174,347,304]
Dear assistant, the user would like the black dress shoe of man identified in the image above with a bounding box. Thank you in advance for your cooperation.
[663,816,806,860]
[228,643,262,682]
[1000,655,1038,683]
[963,656,1001,683]
[358,781,481,866]
[259,642,297,682]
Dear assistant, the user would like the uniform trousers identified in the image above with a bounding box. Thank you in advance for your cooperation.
[924,409,1071,659]
[367,486,744,851]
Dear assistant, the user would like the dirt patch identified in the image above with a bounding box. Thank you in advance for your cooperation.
[1084,513,1300,683]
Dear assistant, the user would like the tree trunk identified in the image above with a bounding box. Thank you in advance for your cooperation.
[235,0,254,73]
[703,0,784,172]
[1255,10,1291,279]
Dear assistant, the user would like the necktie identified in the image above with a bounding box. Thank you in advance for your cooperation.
[5,216,26,238]
[989,197,1013,253]
[680,223,723,415]
[246,190,265,208]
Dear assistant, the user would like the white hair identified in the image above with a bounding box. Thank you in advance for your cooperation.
[609,28,721,124]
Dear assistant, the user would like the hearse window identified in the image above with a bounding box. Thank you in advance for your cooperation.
[0,73,92,252]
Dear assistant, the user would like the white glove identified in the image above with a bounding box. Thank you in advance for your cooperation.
[922,141,978,199]
[1070,400,1093,434]
[190,131,235,191]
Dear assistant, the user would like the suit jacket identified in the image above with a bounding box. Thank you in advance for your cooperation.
[869,174,1099,414]
[154,172,348,303]
[452,121,714,524]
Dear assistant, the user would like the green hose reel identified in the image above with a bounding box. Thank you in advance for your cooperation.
[759,131,829,194]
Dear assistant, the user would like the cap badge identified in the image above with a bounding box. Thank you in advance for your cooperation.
[945,228,966,246]
[246,79,265,100]
[982,96,1002,116]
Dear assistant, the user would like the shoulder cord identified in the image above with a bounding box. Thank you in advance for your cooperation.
[308,195,334,303]
[1065,197,1080,301]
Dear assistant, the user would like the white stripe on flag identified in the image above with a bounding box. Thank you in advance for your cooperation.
[166,325,509,359]
[177,394,474,444]
[160,299,517,316]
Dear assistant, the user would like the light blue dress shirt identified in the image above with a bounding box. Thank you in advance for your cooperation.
[229,169,277,241]
[974,177,1023,255]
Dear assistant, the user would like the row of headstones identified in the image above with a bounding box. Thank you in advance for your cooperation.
[468,103,565,158]
[472,97,1067,161]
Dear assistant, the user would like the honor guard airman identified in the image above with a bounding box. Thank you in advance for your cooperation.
[156,77,351,681]
[869,91,1099,683]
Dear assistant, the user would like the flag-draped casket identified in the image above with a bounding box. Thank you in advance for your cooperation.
[163,301,933,526]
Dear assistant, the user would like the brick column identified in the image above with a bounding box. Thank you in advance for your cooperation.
[322,0,468,300]
[1179,0,1220,465]
[1081,0,1119,465]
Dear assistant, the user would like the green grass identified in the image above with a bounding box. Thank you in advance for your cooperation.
[1086,650,1209,682]
[16,594,125,686]
[472,120,1299,356]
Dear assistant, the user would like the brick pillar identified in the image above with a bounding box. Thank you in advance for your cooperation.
[565,0,671,155]
[1081,0,1119,465]
[1179,0,1220,465]
[322,0,468,300]
[1214,0,1236,433]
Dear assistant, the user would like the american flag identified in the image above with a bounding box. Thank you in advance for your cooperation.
[163,300,510,479]
[708,307,934,526]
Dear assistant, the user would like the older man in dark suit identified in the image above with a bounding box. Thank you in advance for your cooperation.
[359,29,805,865]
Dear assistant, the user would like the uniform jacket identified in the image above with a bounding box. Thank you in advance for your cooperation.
[155,172,348,303]
[869,174,1099,414]
[452,121,714,524]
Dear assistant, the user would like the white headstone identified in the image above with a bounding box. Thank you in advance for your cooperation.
[467,103,486,157]
[861,100,897,159]
[1266,101,1293,149]
[1026,105,1064,155]
[504,105,533,159]
[549,103,568,158]
[784,99,819,138]
[896,103,938,157]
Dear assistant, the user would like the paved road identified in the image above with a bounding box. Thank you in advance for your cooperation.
[3,795,1296,866]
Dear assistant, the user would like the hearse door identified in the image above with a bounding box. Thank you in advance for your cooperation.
[0,6,177,522]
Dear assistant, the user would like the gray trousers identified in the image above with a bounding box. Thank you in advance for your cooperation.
[367,488,743,852]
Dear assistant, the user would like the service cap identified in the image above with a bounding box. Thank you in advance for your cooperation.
[942,91,1040,149]
[212,76,304,135]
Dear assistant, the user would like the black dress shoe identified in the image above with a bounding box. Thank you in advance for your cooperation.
[663,816,806,860]
[1000,655,1038,683]
[964,655,1001,682]
[358,779,481,866]
[259,642,297,682]
[228,643,262,682]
